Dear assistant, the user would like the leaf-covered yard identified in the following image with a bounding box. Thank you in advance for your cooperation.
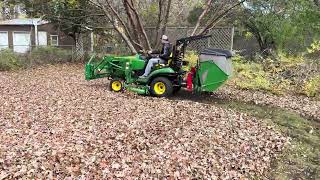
[0,64,288,179]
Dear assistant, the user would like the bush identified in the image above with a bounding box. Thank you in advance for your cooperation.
[0,49,24,71]
[230,61,272,91]
[0,47,76,71]
[305,40,320,59]
[184,51,198,71]
[28,46,73,65]
[185,51,198,66]
[303,76,320,97]
[230,53,320,97]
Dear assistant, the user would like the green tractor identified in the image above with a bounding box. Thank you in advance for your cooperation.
[85,35,233,97]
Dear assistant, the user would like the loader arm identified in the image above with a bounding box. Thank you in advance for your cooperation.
[85,55,114,80]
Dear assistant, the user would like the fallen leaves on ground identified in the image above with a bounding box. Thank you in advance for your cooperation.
[215,86,320,121]
[0,64,287,179]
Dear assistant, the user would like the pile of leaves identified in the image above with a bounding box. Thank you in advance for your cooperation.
[0,64,287,179]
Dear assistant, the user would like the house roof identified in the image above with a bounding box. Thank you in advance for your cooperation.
[0,18,49,26]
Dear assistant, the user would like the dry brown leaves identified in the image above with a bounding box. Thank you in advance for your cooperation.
[0,64,287,179]
[215,86,320,121]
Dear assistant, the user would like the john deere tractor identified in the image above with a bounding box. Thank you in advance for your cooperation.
[85,35,233,97]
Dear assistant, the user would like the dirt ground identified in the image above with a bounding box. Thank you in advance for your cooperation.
[0,64,287,179]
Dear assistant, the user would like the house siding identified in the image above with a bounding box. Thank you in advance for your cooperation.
[38,24,75,47]
[0,25,32,48]
[0,23,75,50]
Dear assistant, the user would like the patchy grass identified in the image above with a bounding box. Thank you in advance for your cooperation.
[214,100,320,180]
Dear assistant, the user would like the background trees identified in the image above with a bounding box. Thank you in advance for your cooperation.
[0,0,26,20]
[1,0,319,55]
[238,0,320,54]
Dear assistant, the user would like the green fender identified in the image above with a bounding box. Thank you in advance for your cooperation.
[137,67,176,84]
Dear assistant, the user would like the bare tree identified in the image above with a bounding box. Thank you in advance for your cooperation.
[89,0,173,53]
[122,0,151,50]
[89,0,137,53]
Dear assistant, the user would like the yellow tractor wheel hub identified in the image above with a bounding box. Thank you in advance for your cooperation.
[154,82,166,95]
[111,81,122,91]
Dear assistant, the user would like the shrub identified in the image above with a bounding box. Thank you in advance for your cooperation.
[307,40,320,54]
[230,61,272,91]
[0,49,25,71]
[185,51,198,66]
[230,53,319,97]
[303,75,320,97]
[28,46,73,65]
[184,51,198,71]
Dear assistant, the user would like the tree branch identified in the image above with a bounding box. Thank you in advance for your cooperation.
[198,0,246,35]
[191,0,212,36]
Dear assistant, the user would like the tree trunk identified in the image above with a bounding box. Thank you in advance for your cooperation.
[123,0,141,47]
[91,0,152,52]
[161,0,172,36]
[124,0,151,50]
[96,0,137,53]
[105,0,143,50]
[154,0,163,48]
[244,21,274,56]
[154,0,172,49]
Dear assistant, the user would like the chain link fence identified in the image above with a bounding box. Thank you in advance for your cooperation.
[0,27,235,65]
[146,27,234,51]
[95,27,234,55]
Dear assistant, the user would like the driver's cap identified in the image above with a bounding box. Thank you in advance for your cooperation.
[161,35,168,40]
[161,35,169,43]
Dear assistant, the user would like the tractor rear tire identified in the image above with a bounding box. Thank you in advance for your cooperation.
[109,79,124,92]
[150,77,173,97]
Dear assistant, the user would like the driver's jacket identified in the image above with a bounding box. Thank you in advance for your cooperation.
[158,43,172,61]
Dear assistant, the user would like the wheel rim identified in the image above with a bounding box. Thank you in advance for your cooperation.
[154,82,166,95]
[111,81,122,91]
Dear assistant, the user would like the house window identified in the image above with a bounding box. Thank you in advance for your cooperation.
[50,35,59,46]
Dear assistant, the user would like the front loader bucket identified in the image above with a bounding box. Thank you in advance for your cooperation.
[196,48,232,92]
[85,63,95,80]
[85,55,97,80]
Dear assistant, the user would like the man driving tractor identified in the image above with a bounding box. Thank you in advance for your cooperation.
[139,35,172,78]
[85,34,233,97]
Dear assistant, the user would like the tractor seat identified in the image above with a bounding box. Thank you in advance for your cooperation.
[155,61,168,68]
[153,53,173,68]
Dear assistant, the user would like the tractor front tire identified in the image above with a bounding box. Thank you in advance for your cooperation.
[109,79,124,92]
[150,77,173,97]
